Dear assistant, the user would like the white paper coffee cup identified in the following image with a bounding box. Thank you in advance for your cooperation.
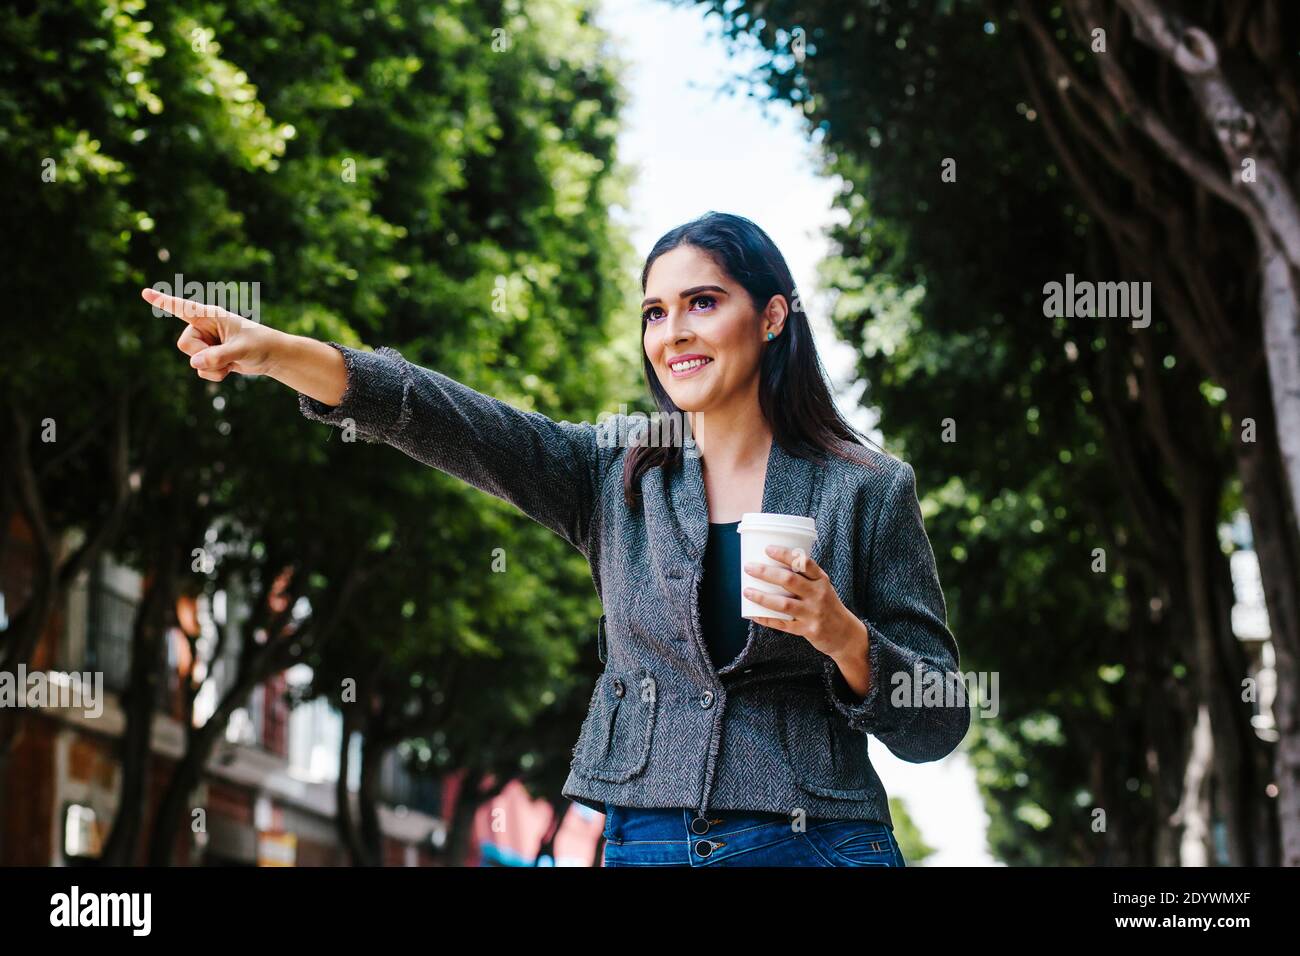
[736,512,817,621]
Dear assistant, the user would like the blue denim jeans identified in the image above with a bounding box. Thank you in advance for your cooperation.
[601,806,906,867]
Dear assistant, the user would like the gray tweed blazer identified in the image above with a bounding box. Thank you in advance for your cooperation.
[298,342,970,828]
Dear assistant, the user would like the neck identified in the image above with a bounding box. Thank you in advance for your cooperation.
[687,381,772,473]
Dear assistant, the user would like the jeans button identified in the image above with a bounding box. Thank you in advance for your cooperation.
[690,815,711,835]
[694,839,713,858]
[699,690,714,709]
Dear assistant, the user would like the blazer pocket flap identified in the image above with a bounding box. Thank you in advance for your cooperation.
[778,685,877,799]
[571,665,657,783]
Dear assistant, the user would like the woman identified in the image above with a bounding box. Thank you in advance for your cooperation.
[142,211,968,867]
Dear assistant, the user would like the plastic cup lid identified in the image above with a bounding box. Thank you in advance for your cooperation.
[736,512,817,538]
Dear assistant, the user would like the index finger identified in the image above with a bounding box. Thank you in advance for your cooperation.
[140,288,235,328]
[763,544,824,579]
[744,559,814,598]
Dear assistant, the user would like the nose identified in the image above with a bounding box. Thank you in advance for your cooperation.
[663,306,695,345]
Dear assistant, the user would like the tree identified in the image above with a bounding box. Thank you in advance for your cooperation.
[1,0,637,866]
[690,0,1284,863]
[1009,0,1300,866]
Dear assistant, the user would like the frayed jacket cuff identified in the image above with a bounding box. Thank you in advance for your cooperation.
[296,342,411,443]
[821,620,896,735]
[821,623,970,760]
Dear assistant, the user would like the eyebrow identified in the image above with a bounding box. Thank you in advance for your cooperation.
[640,285,728,309]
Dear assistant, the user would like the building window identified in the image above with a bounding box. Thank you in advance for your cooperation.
[85,560,137,694]
[62,803,106,863]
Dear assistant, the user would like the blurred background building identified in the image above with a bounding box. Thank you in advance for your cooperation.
[1,515,601,866]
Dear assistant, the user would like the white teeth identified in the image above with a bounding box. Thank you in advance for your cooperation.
[671,358,711,372]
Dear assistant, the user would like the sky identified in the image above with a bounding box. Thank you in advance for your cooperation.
[593,0,998,866]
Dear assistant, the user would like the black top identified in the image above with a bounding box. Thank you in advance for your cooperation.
[700,520,750,670]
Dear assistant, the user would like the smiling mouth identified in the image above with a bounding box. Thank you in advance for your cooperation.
[669,357,713,377]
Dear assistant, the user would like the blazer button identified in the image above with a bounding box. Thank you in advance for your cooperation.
[668,568,683,580]
[699,690,715,709]
[612,678,625,698]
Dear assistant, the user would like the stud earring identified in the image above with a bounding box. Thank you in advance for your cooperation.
[766,331,775,340]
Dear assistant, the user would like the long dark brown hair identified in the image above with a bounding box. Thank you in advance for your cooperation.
[622,211,883,507]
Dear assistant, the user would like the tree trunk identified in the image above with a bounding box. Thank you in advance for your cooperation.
[442,770,485,866]
[146,719,225,866]
[1226,380,1300,866]
[1172,703,1215,865]
[1180,468,1277,865]
[356,732,385,866]
[99,567,170,865]
[334,707,366,866]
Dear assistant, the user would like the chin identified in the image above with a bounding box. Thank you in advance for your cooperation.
[666,391,712,413]
[668,398,704,412]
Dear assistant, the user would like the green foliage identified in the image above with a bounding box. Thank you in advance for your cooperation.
[888,797,935,866]
[1,0,637,833]
[692,0,1212,864]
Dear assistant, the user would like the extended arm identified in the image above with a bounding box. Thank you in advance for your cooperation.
[278,336,609,555]
[143,289,611,553]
